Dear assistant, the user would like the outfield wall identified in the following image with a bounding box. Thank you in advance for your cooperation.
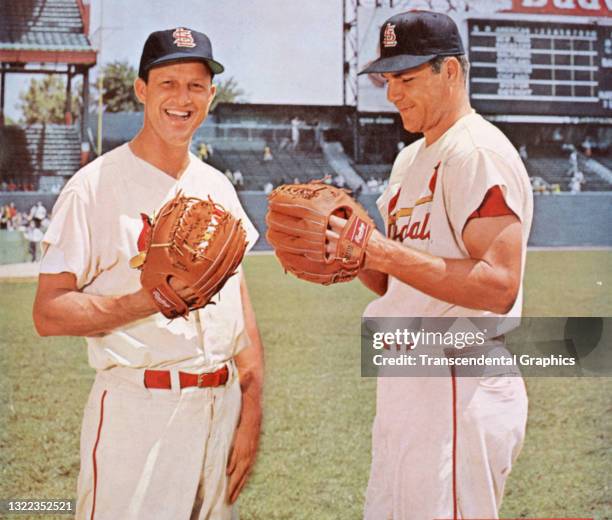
[244,192,612,250]
[0,192,610,264]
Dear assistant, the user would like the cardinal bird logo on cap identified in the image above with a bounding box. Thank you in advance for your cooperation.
[383,23,398,48]
[173,28,196,48]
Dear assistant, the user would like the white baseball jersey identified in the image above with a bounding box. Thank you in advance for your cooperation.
[363,111,533,520]
[40,143,258,519]
[41,143,259,371]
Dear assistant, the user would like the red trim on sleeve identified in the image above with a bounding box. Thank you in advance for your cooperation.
[388,188,401,215]
[467,185,515,220]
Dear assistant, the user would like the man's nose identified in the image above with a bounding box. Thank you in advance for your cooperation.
[175,84,191,105]
[387,80,402,104]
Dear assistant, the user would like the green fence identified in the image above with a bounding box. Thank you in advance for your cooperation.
[0,231,31,264]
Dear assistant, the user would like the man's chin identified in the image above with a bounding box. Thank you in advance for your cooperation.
[399,116,423,135]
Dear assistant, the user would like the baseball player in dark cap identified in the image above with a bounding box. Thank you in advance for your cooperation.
[34,27,263,519]
[327,10,533,519]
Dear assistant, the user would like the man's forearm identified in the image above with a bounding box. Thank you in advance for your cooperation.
[358,267,388,296]
[34,278,157,337]
[364,231,519,314]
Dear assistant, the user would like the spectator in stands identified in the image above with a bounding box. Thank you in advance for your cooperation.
[293,177,301,184]
[29,201,47,227]
[1,181,7,191]
[7,202,17,221]
[312,121,324,151]
[397,141,406,153]
[224,169,234,184]
[552,128,563,143]
[334,174,346,188]
[198,142,209,161]
[7,180,17,191]
[519,144,528,161]
[13,211,26,232]
[366,176,379,190]
[263,146,274,161]
[570,176,582,194]
[263,181,274,194]
[530,176,546,195]
[233,170,244,188]
[0,205,8,229]
[568,146,578,174]
[290,116,302,150]
[24,220,44,262]
[207,143,214,158]
[581,136,594,157]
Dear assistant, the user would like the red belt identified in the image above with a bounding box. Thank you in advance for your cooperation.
[144,365,229,389]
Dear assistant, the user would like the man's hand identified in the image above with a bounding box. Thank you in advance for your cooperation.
[226,275,264,504]
[226,394,262,504]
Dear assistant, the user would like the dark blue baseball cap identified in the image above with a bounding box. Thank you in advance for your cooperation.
[138,27,224,79]
[359,11,464,75]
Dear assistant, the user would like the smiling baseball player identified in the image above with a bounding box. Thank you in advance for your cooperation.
[33,28,263,520]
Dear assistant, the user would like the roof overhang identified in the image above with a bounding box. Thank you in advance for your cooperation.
[0,49,96,66]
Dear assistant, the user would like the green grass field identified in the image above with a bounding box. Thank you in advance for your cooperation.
[0,250,610,519]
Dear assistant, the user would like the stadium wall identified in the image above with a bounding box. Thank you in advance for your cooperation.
[242,192,612,250]
[1,192,610,252]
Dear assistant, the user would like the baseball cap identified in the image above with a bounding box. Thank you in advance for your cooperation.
[138,27,224,79]
[359,11,464,75]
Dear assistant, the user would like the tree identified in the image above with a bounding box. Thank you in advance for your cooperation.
[18,75,80,125]
[210,77,245,111]
[96,61,142,113]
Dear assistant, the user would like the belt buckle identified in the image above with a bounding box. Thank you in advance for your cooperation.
[196,372,205,387]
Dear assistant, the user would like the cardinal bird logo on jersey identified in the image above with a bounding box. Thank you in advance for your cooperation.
[388,161,441,242]
[173,28,196,48]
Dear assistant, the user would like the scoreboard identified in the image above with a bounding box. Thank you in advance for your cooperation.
[468,20,612,117]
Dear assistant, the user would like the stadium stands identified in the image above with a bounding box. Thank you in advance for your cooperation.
[353,164,391,181]
[203,140,334,190]
[525,145,612,192]
[0,125,81,190]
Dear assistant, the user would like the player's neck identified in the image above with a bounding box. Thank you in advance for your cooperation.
[423,98,472,147]
[130,130,191,179]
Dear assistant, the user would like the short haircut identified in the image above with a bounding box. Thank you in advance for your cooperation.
[429,55,470,84]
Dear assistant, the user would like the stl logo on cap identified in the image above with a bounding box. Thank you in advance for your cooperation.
[173,27,196,48]
[383,23,398,48]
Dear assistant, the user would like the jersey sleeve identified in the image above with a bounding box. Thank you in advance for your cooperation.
[41,188,95,289]
[443,149,528,243]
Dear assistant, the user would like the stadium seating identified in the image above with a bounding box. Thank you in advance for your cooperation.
[203,143,334,190]
[353,164,391,182]
[0,125,81,189]
[525,147,612,192]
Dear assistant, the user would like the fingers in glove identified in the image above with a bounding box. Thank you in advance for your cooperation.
[266,210,325,239]
[325,228,340,257]
[266,229,322,257]
[267,200,324,221]
[328,214,349,234]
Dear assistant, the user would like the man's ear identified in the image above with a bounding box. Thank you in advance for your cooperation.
[134,77,147,104]
[445,57,461,82]
[206,84,217,112]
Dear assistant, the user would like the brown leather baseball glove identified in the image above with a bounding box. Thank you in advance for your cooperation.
[130,192,248,319]
[266,181,374,285]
